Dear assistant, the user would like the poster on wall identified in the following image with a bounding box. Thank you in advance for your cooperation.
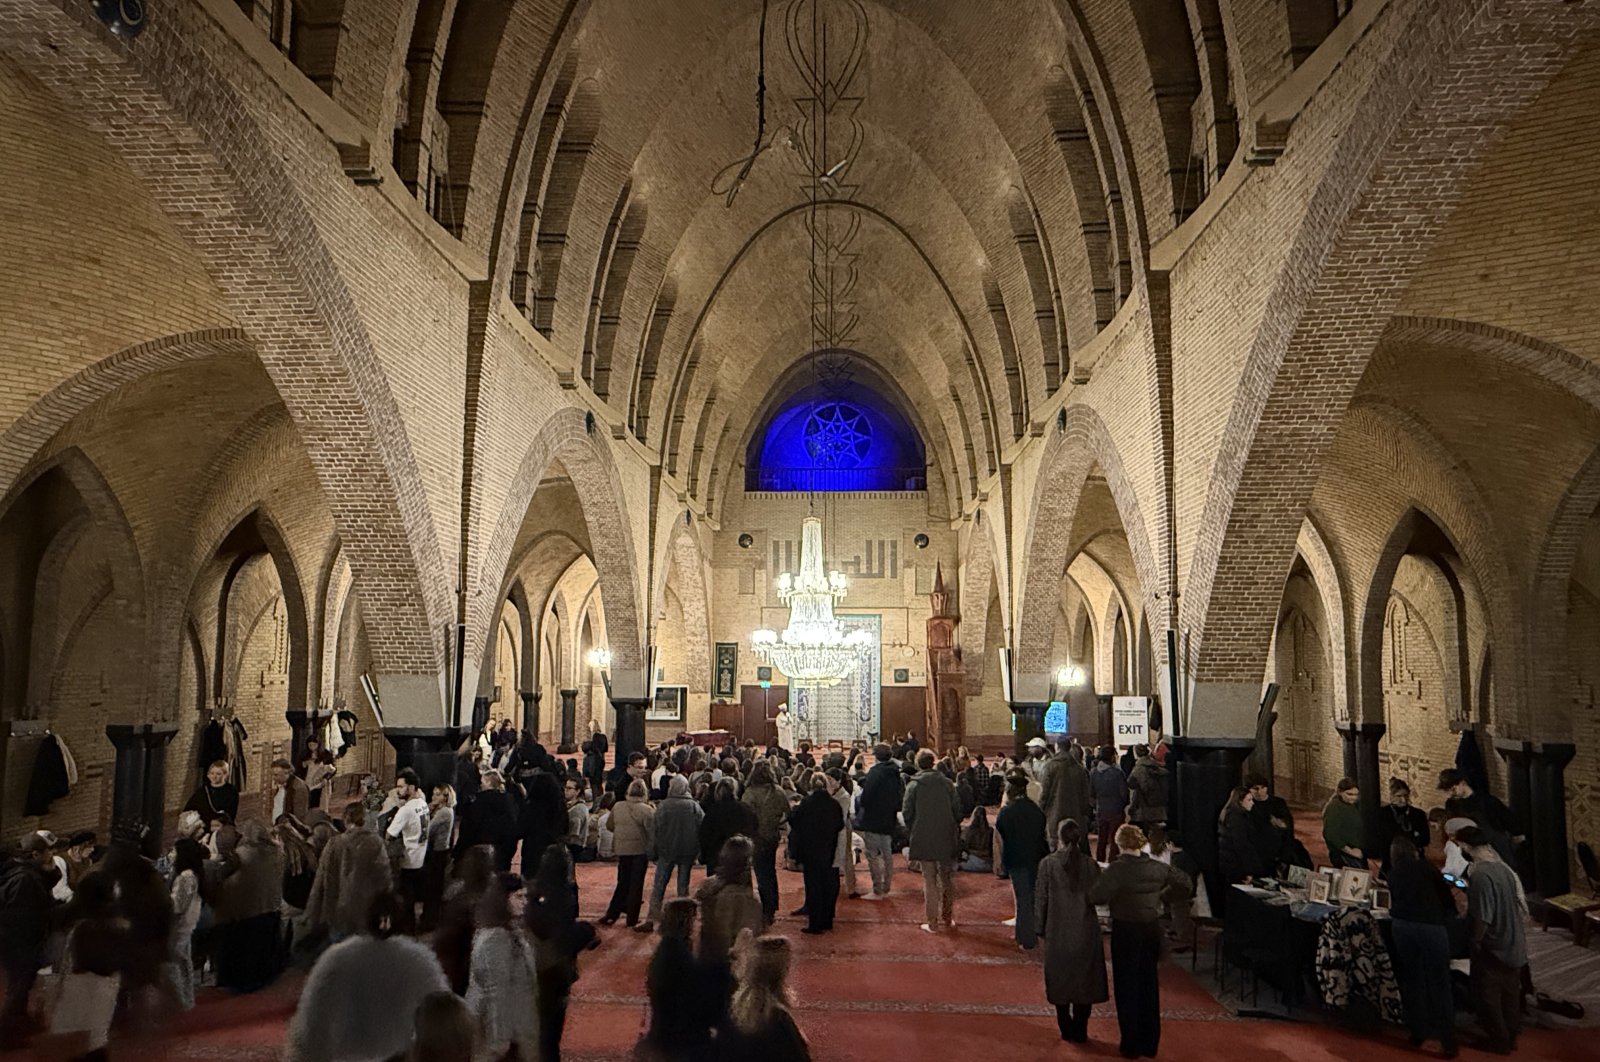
[714,643,738,697]
[647,685,687,723]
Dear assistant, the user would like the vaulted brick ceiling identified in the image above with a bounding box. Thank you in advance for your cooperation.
[493,0,1228,507]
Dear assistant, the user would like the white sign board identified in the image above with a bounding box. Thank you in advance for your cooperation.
[1112,696,1150,747]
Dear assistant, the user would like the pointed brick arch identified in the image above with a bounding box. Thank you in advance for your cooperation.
[0,2,451,683]
[472,407,644,673]
[1015,405,1161,676]
[1181,0,1600,704]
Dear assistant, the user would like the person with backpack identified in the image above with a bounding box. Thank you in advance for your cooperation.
[1126,745,1169,830]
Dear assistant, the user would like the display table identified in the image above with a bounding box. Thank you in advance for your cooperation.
[683,729,733,750]
[1223,884,1468,1009]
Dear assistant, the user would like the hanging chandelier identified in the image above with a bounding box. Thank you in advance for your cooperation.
[751,516,871,686]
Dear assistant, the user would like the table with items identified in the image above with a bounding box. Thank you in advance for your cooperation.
[1222,876,1468,1015]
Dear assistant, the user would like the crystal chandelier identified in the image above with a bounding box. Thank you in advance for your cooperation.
[752,516,872,686]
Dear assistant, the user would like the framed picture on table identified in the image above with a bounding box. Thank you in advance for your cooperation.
[1335,867,1372,905]
[1307,874,1333,905]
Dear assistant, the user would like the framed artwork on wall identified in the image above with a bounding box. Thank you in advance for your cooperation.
[715,643,738,697]
[647,685,687,723]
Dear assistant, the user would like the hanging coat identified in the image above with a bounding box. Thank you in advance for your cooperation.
[24,735,71,816]
[196,720,227,775]
[335,710,359,758]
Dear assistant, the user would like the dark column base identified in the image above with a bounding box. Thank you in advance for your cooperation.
[284,709,333,768]
[1011,704,1046,759]
[559,689,578,750]
[520,690,537,735]
[1167,737,1254,916]
[1336,722,1386,857]
[612,696,648,766]
[1527,742,1575,898]
[106,723,178,858]
[383,727,466,792]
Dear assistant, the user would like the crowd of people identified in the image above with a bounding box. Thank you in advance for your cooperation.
[0,721,1554,1061]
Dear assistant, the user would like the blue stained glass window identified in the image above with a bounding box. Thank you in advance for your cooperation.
[747,382,926,493]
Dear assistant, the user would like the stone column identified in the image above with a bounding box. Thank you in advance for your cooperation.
[383,727,466,791]
[471,696,491,737]
[1167,737,1254,916]
[105,723,178,858]
[559,689,578,750]
[1336,722,1386,856]
[520,689,537,734]
[1527,742,1575,897]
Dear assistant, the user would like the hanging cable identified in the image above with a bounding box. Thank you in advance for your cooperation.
[710,0,771,207]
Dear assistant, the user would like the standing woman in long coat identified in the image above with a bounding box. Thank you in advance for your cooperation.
[1034,818,1108,1044]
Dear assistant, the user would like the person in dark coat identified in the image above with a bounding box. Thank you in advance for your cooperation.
[700,779,758,869]
[1438,769,1516,865]
[185,759,241,824]
[855,744,905,899]
[1091,746,1131,863]
[1377,778,1431,873]
[469,770,522,872]
[1039,742,1092,853]
[995,776,1050,949]
[1035,819,1108,1042]
[581,721,609,799]
[0,833,57,1042]
[787,777,844,934]
[1386,835,1457,1057]
[519,771,568,879]
[1089,823,1193,1059]
[1126,746,1168,830]
[526,843,595,1062]
[639,898,721,1059]
[1217,787,1265,884]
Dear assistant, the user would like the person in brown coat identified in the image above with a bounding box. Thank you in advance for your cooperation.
[1034,819,1108,1043]
[271,758,312,824]
[695,836,765,966]
[304,802,392,943]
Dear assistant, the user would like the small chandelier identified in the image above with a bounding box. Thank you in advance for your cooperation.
[752,516,871,686]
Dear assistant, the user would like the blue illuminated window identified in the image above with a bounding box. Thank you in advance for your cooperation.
[747,384,926,492]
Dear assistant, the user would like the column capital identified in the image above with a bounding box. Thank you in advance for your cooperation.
[104,722,179,748]
[1335,721,1387,739]
[1531,741,1575,768]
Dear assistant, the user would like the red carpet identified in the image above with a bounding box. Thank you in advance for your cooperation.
[7,851,1590,1060]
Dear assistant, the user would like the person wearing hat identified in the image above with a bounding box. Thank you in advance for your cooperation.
[0,833,59,1041]
[1437,769,1516,866]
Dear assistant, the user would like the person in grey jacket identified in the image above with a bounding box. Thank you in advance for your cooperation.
[903,749,962,933]
[1040,742,1093,853]
[639,774,704,933]
[1089,823,1193,1059]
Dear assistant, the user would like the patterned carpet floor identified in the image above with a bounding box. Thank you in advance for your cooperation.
[8,848,1595,1061]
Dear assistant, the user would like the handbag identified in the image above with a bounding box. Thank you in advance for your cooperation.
[46,971,121,1051]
